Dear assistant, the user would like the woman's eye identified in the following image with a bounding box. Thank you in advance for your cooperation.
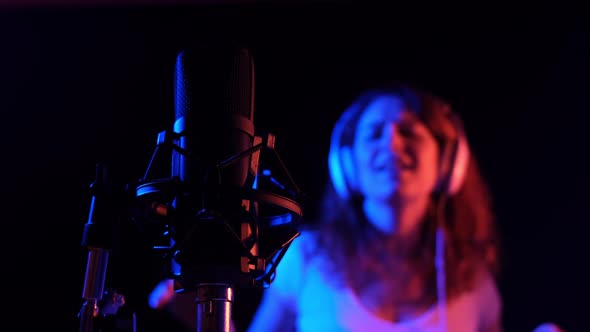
[356,126,380,141]
[369,128,382,140]
[398,126,415,137]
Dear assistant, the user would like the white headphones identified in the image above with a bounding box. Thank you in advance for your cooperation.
[328,90,470,200]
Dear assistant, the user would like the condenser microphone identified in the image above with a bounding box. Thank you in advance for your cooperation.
[172,44,255,213]
[168,44,258,282]
[171,44,256,332]
[135,43,302,332]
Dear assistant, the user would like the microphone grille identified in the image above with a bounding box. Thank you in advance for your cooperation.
[174,44,254,122]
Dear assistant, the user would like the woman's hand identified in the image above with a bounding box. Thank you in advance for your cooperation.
[148,278,176,310]
[533,322,565,332]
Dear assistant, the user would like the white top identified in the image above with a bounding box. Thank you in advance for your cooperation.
[257,231,502,332]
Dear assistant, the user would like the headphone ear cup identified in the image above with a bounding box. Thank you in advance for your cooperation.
[446,132,470,195]
[328,145,348,199]
[440,116,470,195]
[340,146,356,193]
[328,145,356,199]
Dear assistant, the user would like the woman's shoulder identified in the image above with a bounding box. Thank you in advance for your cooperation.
[266,227,321,296]
[473,265,501,299]
[455,265,500,306]
[461,266,502,329]
[443,267,502,331]
[276,227,320,265]
[293,226,320,248]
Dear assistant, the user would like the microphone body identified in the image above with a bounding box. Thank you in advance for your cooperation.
[170,45,256,284]
[171,44,256,332]
[173,45,255,207]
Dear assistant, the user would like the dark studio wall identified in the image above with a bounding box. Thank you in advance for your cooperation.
[1,2,589,331]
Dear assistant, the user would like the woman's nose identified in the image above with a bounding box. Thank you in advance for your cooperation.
[384,123,403,152]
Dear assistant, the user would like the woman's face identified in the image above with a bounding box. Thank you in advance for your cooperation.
[352,95,440,204]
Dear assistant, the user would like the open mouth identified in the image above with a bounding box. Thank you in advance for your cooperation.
[376,155,414,172]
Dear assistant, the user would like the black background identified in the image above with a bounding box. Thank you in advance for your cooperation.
[1,2,589,331]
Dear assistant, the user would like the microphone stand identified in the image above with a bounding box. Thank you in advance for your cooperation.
[79,163,130,332]
[195,283,234,332]
[169,207,252,332]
